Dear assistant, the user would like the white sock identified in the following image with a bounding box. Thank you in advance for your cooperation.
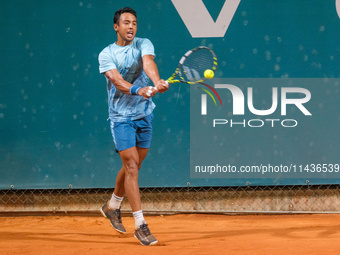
[133,210,146,229]
[108,193,123,210]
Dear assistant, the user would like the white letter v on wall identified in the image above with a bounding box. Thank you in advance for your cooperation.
[171,0,241,38]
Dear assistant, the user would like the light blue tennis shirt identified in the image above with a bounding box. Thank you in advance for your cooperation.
[98,37,156,122]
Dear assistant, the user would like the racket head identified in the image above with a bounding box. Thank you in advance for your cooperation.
[176,46,218,84]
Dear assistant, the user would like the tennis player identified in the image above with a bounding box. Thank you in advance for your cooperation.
[98,7,168,246]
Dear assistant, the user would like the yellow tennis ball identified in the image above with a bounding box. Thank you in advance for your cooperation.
[204,69,214,79]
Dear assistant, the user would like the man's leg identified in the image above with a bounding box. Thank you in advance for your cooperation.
[119,146,158,246]
[100,119,136,234]
[101,147,149,234]
[112,146,149,199]
[100,146,140,234]
[118,146,142,211]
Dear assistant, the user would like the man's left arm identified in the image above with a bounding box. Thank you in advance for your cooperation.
[142,54,169,93]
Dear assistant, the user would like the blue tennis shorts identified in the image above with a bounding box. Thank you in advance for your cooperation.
[110,113,154,152]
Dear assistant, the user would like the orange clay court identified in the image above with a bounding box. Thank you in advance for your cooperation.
[1,213,340,255]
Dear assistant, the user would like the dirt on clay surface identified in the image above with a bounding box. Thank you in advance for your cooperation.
[1,213,340,255]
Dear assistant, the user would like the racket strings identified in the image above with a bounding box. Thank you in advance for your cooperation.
[180,49,215,81]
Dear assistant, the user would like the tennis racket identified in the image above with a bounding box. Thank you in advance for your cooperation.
[166,46,218,85]
[166,46,222,105]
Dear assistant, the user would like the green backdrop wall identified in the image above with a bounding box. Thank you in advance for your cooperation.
[1,0,340,189]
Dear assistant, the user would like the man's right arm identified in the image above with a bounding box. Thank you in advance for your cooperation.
[104,69,156,98]
[104,69,132,94]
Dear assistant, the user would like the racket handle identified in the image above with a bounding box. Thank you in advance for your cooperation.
[165,81,169,85]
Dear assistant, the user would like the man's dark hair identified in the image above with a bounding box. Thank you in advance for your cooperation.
[113,7,137,25]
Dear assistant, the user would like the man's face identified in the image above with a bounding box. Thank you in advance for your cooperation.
[114,12,137,44]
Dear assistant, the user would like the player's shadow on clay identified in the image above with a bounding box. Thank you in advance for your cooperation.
[159,224,340,244]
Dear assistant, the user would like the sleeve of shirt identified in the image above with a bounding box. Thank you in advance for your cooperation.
[98,47,116,74]
[141,39,155,57]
